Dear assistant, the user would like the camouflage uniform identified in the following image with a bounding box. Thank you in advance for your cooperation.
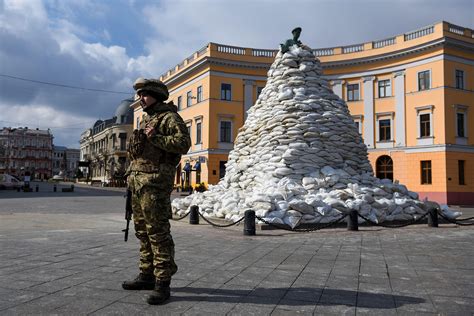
[127,101,191,282]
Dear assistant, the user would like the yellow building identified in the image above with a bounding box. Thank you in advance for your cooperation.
[132,21,474,205]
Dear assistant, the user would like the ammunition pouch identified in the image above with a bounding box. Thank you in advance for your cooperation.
[128,129,147,158]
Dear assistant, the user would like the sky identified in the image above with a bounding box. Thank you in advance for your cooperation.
[0,0,473,148]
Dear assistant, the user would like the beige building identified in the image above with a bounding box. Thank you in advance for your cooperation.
[132,20,474,205]
[79,99,134,185]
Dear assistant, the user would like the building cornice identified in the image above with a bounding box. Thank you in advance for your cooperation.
[164,56,272,87]
[164,58,209,86]
[322,38,444,68]
[368,144,474,154]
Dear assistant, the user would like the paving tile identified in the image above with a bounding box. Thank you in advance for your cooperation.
[313,304,356,315]
[394,294,436,313]
[283,287,322,302]
[356,292,395,309]
[319,289,357,306]
[227,303,275,316]
[357,282,392,294]
[88,301,148,315]
[273,298,316,314]
[58,285,129,301]
[430,295,474,314]
[355,307,397,315]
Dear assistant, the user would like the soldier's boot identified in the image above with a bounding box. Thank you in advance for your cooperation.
[146,280,171,305]
[122,273,155,290]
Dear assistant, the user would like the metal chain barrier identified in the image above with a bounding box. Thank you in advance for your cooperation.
[448,216,474,222]
[357,210,431,228]
[172,211,191,221]
[436,210,474,226]
[197,210,246,228]
[255,214,348,232]
[178,204,473,232]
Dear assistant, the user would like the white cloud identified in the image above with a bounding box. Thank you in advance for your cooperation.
[0,104,97,148]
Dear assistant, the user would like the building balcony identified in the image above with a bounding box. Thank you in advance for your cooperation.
[112,147,127,154]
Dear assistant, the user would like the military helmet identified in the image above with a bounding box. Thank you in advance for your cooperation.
[133,77,169,101]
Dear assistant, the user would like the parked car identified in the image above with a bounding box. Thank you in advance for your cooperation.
[52,175,64,181]
[0,174,24,190]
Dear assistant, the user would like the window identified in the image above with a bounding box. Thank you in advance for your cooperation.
[416,105,434,145]
[418,70,430,91]
[379,119,391,141]
[120,136,127,151]
[219,161,227,179]
[221,83,232,101]
[420,114,431,137]
[177,96,182,110]
[458,160,466,185]
[220,121,232,142]
[197,86,203,103]
[378,79,391,98]
[196,122,202,144]
[136,117,140,129]
[455,70,464,90]
[421,160,432,184]
[375,113,393,146]
[457,112,465,137]
[376,156,393,181]
[347,84,359,101]
[187,91,192,107]
[257,86,264,98]
[454,105,468,144]
[186,124,192,140]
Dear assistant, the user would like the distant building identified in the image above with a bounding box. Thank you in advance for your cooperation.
[79,98,134,185]
[0,127,53,180]
[52,145,80,179]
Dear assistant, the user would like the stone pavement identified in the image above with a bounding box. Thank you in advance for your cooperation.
[0,182,473,315]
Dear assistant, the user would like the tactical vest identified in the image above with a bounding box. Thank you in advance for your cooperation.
[128,111,181,173]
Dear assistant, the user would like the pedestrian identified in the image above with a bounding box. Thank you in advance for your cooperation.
[122,78,191,305]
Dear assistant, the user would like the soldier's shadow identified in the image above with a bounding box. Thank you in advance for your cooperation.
[171,286,424,309]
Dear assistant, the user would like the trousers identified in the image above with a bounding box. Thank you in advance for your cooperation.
[128,169,177,281]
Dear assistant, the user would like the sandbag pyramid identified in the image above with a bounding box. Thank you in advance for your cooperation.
[172,40,444,228]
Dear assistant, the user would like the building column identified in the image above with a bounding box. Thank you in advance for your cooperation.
[363,76,375,149]
[394,71,406,147]
[331,80,344,99]
[243,80,255,121]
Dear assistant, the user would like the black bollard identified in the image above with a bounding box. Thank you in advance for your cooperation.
[243,210,256,236]
[71,185,74,192]
[35,184,39,192]
[428,208,438,227]
[347,210,359,231]
[53,185,57,192]
[189,205,199,225]
[17,187,20,192]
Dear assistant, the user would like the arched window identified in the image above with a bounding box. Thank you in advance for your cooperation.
[376,155,393,181]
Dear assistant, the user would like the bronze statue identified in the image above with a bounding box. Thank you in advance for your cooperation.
[280,27,302,53]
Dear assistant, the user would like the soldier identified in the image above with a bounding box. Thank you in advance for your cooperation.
[122,78,191,305]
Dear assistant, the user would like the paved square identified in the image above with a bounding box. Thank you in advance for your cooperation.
[0,182,473,315]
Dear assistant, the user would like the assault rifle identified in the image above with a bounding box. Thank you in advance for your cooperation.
[123,189,132,242]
